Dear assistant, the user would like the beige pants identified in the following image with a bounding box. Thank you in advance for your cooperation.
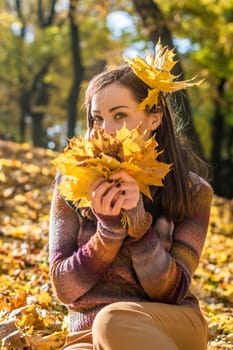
[62,302,208,350]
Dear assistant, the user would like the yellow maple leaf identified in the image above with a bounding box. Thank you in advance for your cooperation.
[52,125,172,211]
[124,39,203,110]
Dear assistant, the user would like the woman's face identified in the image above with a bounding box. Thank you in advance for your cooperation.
[90,82,162,139]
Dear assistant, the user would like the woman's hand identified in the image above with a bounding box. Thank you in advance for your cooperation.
[91,170,140,216]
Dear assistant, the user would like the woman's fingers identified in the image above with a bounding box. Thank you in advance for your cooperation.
[110,194,126,215]
[101,185,123,209]
[91,170,140,215]
[117,182,140,209]
[91,177,106,192]
[91,180,123,215]
[109,169,137,184]
[92,180,114,211]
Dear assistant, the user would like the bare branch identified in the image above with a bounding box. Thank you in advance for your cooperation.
[38,0,57,27]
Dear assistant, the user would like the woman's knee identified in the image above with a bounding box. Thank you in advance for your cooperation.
[92,302,179,350]
[93,302,125,335]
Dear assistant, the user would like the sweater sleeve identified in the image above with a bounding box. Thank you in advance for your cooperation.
[49,182,127,305]
[128,179,213,304]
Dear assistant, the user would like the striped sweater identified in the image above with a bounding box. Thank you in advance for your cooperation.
[49,174,213,332]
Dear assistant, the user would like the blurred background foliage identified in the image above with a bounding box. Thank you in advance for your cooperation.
[0,0,232,198]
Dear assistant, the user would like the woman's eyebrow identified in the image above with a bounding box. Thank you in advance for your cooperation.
[91,105,129,114]
[109,105,129,112]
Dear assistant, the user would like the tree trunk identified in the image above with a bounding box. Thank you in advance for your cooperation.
[226,126,233,163]
[67,1,84,139]
[29,60,51,147]
[211,78,226,165]
[31,113,46,147]
[132,0,203,156]
[211,77,226,195]
[19,90,30,142]
[15,0,57,145]
[224,125,233,198]
[15,0,27,143]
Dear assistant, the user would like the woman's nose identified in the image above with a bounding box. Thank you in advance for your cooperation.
[103,120,116,135]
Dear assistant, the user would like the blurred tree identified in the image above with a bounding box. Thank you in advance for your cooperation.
[151,0,233,196]
[0,0,66,147]
[0,0,137,147]
[67,0,83,139]
[131,0,203,156]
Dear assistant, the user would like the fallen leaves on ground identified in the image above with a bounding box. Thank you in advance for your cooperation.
[0,140,232,349]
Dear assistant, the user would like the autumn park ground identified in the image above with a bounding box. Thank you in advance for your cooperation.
[0,140,232,350]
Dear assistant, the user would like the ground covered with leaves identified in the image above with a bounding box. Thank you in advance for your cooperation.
[0,140,232,350]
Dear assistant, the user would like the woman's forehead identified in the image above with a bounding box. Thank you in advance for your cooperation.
[91,83,136,109]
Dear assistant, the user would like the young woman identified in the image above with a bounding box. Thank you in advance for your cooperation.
[49,42,213,350]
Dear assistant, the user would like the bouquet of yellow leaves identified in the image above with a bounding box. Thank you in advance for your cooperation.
[52,125,172,208]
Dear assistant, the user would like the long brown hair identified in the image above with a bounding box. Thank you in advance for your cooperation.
[84,64,209,222]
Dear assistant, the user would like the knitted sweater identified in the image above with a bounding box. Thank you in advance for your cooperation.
[49,174,213,332]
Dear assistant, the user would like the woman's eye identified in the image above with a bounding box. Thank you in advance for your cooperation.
[92,116,103,123]
[114,113,126,120]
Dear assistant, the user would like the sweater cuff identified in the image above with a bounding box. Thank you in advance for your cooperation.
[92,210,127,239]
[91,195,152,240]
[125,196,153,239]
